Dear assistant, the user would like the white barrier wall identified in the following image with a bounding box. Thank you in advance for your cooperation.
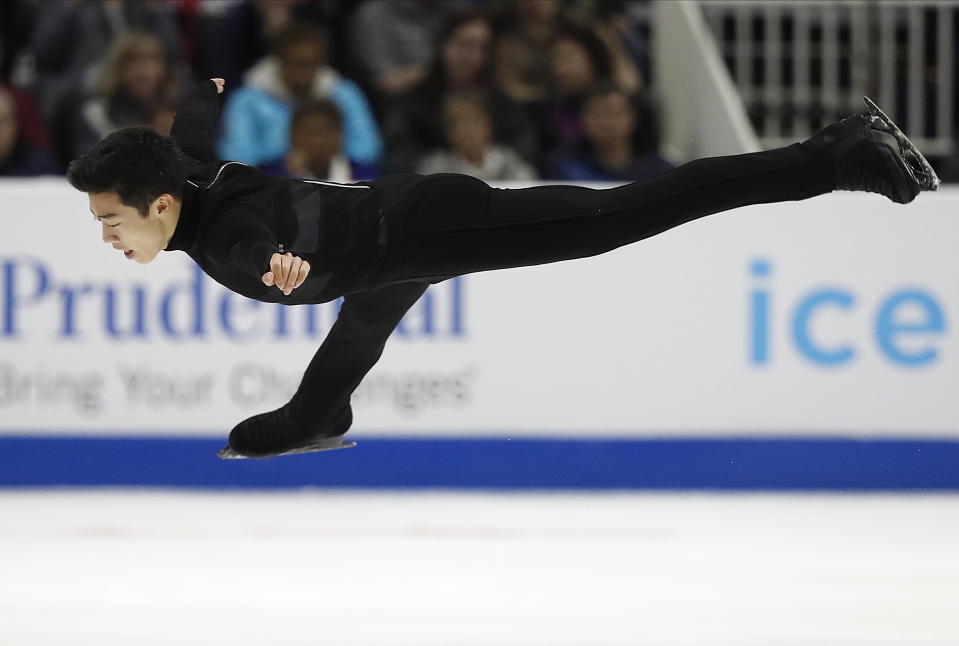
[1,179,958,438]
[652,0,759,163]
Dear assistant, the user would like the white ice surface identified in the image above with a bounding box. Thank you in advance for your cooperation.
[1,491,957,646]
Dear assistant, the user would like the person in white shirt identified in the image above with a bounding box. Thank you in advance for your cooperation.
[416,92,536,181]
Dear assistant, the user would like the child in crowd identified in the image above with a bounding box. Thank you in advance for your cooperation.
[416,92,536,181]
[259,100,377,182]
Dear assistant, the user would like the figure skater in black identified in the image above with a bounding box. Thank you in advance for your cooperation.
[67,79,939,458]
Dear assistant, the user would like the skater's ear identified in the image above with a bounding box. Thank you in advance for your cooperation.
[151,193,178,217]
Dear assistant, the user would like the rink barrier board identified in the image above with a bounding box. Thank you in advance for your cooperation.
[6,183,959,439]
[1,435,958,489]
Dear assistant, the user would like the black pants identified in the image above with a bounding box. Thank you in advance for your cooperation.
[288,141,836,436]
[369,142,834,286]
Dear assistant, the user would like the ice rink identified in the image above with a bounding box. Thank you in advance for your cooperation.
[1,491,957,645]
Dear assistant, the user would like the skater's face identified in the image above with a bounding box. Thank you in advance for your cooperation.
[89,191,178,265]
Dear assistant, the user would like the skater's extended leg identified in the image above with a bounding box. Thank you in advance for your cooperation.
[374,100,929,284]
[375,142,831,282]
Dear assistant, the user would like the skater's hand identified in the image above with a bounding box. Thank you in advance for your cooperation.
[210,78,225,94]
[263,253,310,296]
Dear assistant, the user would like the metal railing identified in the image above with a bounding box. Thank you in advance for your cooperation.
[698,0,956,157]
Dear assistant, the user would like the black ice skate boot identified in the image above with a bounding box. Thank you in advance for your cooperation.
[803,97,940,204]
[217,404,355,459]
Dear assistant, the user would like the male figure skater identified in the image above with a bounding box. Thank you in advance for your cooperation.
[67,79,939,458]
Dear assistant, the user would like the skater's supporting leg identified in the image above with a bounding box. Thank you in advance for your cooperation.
[288,281,429,426]
[226,281,429,457]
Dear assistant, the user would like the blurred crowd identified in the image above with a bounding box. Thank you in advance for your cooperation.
[0,0,672,183]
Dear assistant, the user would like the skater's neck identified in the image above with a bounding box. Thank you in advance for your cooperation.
[158,198,183,249]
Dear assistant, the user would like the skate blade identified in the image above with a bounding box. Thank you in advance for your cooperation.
[217,438,357,460]
[862,96,941,191]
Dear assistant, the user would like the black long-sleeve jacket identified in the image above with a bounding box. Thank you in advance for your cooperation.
[166,80,387,303]
[165,80,427,430]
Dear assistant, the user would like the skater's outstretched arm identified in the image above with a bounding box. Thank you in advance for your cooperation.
[170,78,224,165]
[287,281,430,432]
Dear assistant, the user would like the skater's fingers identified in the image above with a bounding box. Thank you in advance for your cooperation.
[269,253,292,289]
[283,256,302,295]
[269,253,284,287]
[210,78,225,94]
[292,260,310,290]
[279,253,294,290]
[262,271,275,286]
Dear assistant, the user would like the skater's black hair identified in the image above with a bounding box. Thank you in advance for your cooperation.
[67,126,186,216]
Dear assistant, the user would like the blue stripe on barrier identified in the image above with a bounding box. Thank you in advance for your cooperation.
[1,435,958,489]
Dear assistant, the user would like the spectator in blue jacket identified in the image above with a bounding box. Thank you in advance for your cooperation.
[218,23,382,167]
